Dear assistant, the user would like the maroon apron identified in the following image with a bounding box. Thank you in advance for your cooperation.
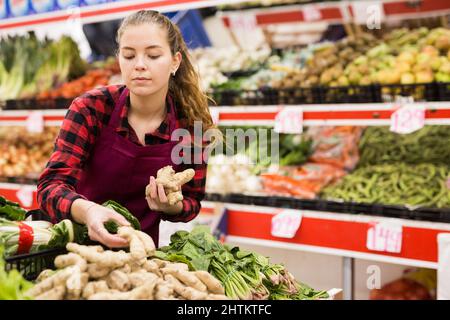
[76,88,179,246]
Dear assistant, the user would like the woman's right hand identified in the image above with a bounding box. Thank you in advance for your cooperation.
[72,200,131,248]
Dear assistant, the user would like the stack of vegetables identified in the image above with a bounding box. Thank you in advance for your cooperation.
[25,226,228,300]
[0,126,59,180]
[0,32,87,100]
[156,225,329,300]
[0,245,34,300]
[0,199,139,258]
[321,125,450,209]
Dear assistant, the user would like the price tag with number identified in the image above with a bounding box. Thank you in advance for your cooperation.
[366,221,403,253]
[390,104,425,134]
[228,13,257,32]
[26,111,44,133]
[274,107,303,134]
[271,209,302,239]
[210,109,220,125]
[16,186,35,208]
[302,5,322,22]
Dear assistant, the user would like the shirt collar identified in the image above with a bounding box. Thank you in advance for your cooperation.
[116,94,175,141]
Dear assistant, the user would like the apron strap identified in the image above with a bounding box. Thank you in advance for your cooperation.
[109,87,129,129]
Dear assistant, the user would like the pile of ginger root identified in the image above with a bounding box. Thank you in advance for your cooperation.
[25,226,228,300]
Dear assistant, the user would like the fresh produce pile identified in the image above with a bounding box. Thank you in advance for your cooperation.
[25,226,229,300]
[0,200,139,257]
[370,268,436,300]
[344,27,450,86]
[320,163,450,208]
[260,126,363,198]
[0,245,34,300]
[1,195,27,221]
[0,32,87,100]
[0,127,59,179]
[358,126,450,167]
[156,225,329,300]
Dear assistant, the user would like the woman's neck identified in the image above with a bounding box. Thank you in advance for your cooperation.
[129,87,168,120]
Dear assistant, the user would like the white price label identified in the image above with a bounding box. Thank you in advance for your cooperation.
[351,1,385,26]
[210,109,220,125]
[16,186,35,208]
[271,209,302,239]
[274,107,303,134]
[228,13,257,31]
[390,104,425,134]
[302,5,322,22]
[26,111,44,133]
[367,221,402,253]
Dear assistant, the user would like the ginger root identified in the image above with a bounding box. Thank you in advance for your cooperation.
[152,166,195,205]
[82,281,110,299]
[54,253,87,272]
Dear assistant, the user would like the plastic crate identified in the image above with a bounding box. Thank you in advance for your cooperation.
[373,83,438,103]
[4,97,72,110]
[210,88,279,106]
[165,10,211,49]
[317,85,375,104]
[277,87,320,105]
[436,82,450,101]
[4,248,66,281]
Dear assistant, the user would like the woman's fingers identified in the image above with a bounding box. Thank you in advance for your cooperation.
[157,183,168,204]
[149,177,158,199]
[88,223,128,248]
[107,211,131,227]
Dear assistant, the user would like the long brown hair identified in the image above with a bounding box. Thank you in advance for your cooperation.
[116,10,217,134]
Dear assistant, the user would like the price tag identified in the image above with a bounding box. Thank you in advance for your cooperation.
[351,1,385,26]
[210,109,220,125]
[16,186,35,208]
[302,5,322,22]
[271,209,302,239]
[390,104,425,134]
[274,107,303,134]
[367,221,402,253]
[26,111,44,133]
[228,13,257,32]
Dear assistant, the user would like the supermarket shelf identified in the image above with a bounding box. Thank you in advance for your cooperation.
[222,203,450,269]
[0,0,249,33]
[220,0,450,27]
[2,102,450,127]
[3,182,450,268]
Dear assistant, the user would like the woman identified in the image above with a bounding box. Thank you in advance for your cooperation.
[37,10,215,248]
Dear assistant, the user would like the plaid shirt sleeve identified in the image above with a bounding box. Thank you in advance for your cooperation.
[37,96,102,223]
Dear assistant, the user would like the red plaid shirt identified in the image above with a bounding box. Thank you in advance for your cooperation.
[37,85,207,224]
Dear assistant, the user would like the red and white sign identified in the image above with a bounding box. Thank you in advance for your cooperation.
[302,5,322,22]
[390,104,425,134]
[228,13,257,32]
[271,209,302,239]
[25,111,44,133]
[274,107,303,134]
[16,185,35,208]
[367,221,403,253]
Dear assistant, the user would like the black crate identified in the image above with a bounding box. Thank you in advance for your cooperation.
[4,248,66,281]
[210,88,279,106]
[436,82,450,101]
[317,85,375,104]
[4,98,73,110]
[374,83,438,103]
[277,87,320,105]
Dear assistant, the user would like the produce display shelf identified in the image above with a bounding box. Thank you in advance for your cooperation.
[220,0,450,27]
[2,102,450,127]
[219,202,450,269]
[205,193,450,224]
[0,0,248,33]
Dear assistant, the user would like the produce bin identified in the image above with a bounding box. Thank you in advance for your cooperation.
[374,83,438,103]
[436,82,450,101]
[4,97,73,110]
[4,248,66,281]
[317,84,375,104]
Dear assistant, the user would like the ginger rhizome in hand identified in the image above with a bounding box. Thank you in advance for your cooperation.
[152,166,195,205]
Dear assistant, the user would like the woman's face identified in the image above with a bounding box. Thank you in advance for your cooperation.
[118,23,181,97]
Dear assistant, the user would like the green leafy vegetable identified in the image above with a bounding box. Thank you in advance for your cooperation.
[0,196,26,221]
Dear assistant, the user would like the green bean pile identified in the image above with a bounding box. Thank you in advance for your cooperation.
[358,126,450,167]
[320,163,450,208]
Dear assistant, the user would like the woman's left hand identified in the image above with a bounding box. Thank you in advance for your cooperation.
[145,176,183,215]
